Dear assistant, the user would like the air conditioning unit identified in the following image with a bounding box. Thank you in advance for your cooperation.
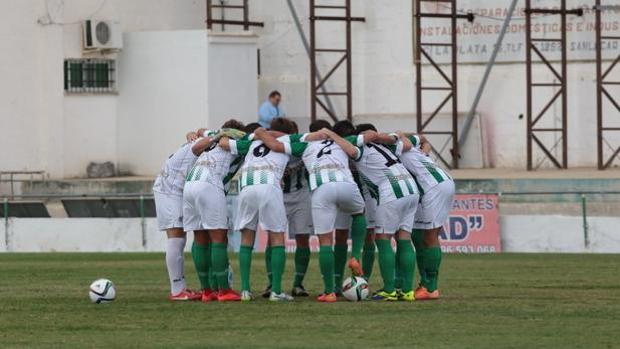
[82,20,123,51]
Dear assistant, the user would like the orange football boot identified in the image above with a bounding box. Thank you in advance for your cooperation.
[414,286,440,300]
[169,289,202,301]
[201,288,218,303]
[317,293,338,303]
[217,289,242,302]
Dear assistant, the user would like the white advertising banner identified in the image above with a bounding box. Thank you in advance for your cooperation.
[418,0,620,64]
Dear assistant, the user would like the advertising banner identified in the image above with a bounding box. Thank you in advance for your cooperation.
[418,0,620,63]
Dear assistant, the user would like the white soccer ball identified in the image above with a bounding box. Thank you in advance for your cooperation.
[342,276,369,301]
[89,278,116,304]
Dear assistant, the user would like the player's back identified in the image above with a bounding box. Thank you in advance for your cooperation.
[356,142,418,205]
[238,136,290,190]
[185,143,236,190]
[301,139,355,191]
[399,145,451,193]
[153,142,198,195]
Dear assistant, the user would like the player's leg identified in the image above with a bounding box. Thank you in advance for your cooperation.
[372,197,416,301]
[261,241,272,298]
[234,187,259,301]
[192,230,216,302]
[362,199,377,281]
[311,183,339,302]
[165,228,194,300]
[335,182,366,276]
[258,185,292,301]
[414,180,454,300]
[334,228,349,295]
[157,190,199,301]
[239,229,256,299]
[209,229,240,301]
[289,194,313,296]
[317,232,336,302]
[292,233,311,296]
[267,231,291,301]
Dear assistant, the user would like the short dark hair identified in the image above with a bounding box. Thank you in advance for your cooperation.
[333,120,356,137]
[221,119,244,130]
[269,90,281,99]
[355,123,377,134]
[243,122,261,134]
[309,119,331,132]
[270,117,295,134]
[290,121,299,134]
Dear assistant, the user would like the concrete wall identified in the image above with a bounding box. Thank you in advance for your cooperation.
[3,0,620,182]
[2,214,619,253]
[117,30,208,176]
[254,0,620,168]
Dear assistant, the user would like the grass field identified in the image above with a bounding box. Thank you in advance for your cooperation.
[1,253,619,349]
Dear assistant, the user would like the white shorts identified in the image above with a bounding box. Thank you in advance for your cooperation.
[182,181,228,232]
[235,184,287,233]
[375,194,419,235]
[284,189,313,237]
[154,191,183,231]
[334,195,377,231]
[414,180,455,230]
[311,182,365,235]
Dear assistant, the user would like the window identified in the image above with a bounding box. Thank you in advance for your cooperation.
[64,59,116,93]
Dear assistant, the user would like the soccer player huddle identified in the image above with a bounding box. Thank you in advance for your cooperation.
[153,117,455,303]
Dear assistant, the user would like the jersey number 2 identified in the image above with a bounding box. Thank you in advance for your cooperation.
[317,140,334,158]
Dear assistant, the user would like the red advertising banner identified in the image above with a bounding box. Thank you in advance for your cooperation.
[441,194,501,253]
[253,194,501,253]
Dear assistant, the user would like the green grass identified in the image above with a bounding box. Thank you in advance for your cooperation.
[1,253,619,349]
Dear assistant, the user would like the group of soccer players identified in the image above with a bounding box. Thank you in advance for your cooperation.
[153,116,454,303]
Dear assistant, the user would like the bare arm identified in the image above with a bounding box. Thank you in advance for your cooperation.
[321,128,360,160]
[303,131,329,142]
[218,137,231,151]
[254,128,286,153]
[191,135,216,155]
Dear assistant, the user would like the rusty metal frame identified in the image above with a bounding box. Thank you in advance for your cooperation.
[206,0,263,31]
[524,1,582,170]
[595,1,620,169]
[309,0,365,122]
[414,0,473,169]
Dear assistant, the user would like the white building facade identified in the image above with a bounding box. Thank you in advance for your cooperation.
[1,0,619,181]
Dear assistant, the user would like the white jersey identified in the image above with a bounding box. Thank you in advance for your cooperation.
[185,137,251,191]
[299,136,356,191]
[398,135,452,194]
[353,136,418,205]
[238,135,299,190]
[153,141,199,196]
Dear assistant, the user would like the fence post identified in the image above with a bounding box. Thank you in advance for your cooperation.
[581,194,590,250]
[140,194,146,249]
[3,197,8,251]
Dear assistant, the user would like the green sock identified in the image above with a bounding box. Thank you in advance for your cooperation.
[270,246,286,294]
[265,246,273,286]
[397,239,416,293]
[412,230,427,286]
[239,245,253,291]
[191,242,211,290]
[211,243,229,291]
[375,239,396,293]
[394,243,402,290]
[423,246,442,292]
[293,247,311,287]
[334,244,348,290]
[362,240,375,281]
[350,215,367,261]
[319,245,335,294]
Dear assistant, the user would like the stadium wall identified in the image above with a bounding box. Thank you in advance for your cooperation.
[2,215,619,253]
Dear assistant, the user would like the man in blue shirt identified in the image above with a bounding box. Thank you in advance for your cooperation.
[258,90,285,128]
